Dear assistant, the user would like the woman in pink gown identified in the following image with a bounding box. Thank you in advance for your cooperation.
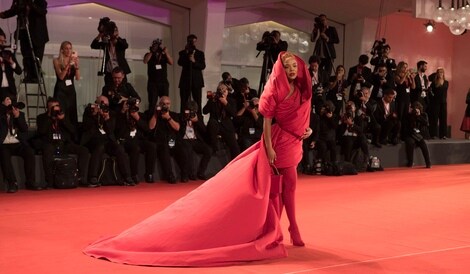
[83,51,312,266]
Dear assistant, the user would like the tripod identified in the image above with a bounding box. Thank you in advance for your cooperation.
[313,36,335,76]
[14,13,47,126]
[257,50,273,96]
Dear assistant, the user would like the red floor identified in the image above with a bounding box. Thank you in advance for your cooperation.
[1,164,470,273]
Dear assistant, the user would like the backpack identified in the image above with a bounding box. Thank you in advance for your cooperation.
[53,156,79,189]
[367,156,384,172]
[322,161,358,176]
[98,157,123,185]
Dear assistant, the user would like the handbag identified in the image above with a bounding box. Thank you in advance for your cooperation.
[460,116,470,132]
[270,165,283,195]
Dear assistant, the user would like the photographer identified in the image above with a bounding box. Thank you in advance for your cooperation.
[316,100,338,163]
[235,97,263,152]
[36,97,90,188]
[102,67,140,113]
[355,86,381,147]
[370,63,394,101]
[91,19,130,86]
[370,40,396,74]
[308,55,328,113]
[178,34,206,113]
[338,102,369,162]
[347,54,372,105]
[0,29,22,100]
[404,101,431,168]
[203,82,240,160]
[256,30,288,92]
[148,96,186,183]
[115,97,156,183]
[81,96,134,187]
[411,60,430,111]
[143,38,173,112]
[178,101,212,180]
[311,14,339,75]
[326,65,350,117]
[0,95,37,193]
[221,72,239,99]
[0,0,48,83]
[373,88,401,145]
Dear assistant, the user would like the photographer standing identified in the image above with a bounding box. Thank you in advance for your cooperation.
[143,38,173,112]
[178,34,205,113]
[81,96,134,187]
[0,29,22,100]
[311,14,339,76]
[91,19,130,86]
[256,30,288,94]
[0,0,48,83]
[36,98,90,188]
[370,41,396,74]
[102,67,140,113]
[115,98,156,183]
[404,101,431,168]
[53,41,80,132]
[0,95,37,193]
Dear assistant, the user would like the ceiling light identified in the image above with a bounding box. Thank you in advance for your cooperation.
[425,20,435,32]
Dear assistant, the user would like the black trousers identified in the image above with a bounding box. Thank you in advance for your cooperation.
[19,31,45,79]
[0,143,35,184]
[42,142,90,186]
[86,141,130,179]
[182,139,212,176]
[206,119,240,160]
[147,81,169,112]
[316,139,337,162]
[341,135,369,162]
[122,139,157,176]
[428,99,448,138]
[379,118,401,143]
[155,141,187,180]
[405,137,431,166]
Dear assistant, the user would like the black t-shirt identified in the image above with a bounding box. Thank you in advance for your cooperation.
[147,52,169,83]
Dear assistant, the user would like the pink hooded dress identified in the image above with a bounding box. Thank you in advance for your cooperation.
[83,52,311,267]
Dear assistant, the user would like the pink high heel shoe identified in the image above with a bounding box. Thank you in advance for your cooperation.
[288,226,305,247]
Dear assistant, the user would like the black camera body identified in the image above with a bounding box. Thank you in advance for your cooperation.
[51,108,64,118]
[150,39,163,52]
[0,44,13,61]
[370,38,387,57]
[127,97,139,113]
[7,102,25,112]
[90,101,109,113]
[184,109,197,120]
[248,99,258,109]
[207,90,223,101]
[314,16,325,31]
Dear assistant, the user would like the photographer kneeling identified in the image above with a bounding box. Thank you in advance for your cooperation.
[81,96,134,187]
[203,83,240,160]
[179,101,212,180]
[102,67,140,113]
[36,97,90,188]
[116,97,156,183]
[404,102,431,168]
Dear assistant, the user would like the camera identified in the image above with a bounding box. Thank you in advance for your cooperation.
[91,101,109,113]
[99,19,116,43]
[184,109,197,120]
[207,90,223,101]
[258,31,275,51]
[127,97,140,113]
[156,105,169,116]
[7,102,25,112]
[314,16,325,31]
[150,39,163,52]
[0,46,13,61]
[370,38,387,57]
[50,108,64,118]
[186,37,196,54]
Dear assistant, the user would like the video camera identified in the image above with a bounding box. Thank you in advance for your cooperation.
[258,31,276,51]
[370,38,388,57]
[99,18,116,43]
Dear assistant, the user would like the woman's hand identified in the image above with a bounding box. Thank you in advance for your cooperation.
[301,127,313,139]
[266,146,276,165]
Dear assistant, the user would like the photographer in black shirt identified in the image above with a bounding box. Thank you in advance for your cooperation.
[36,97,89,188]
[256,30,288,93]
[143,38,173,112]
[101,67,140,113]
[115,97,156,183]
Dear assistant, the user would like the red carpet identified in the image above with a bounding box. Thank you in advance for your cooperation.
[1,164,470,273]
